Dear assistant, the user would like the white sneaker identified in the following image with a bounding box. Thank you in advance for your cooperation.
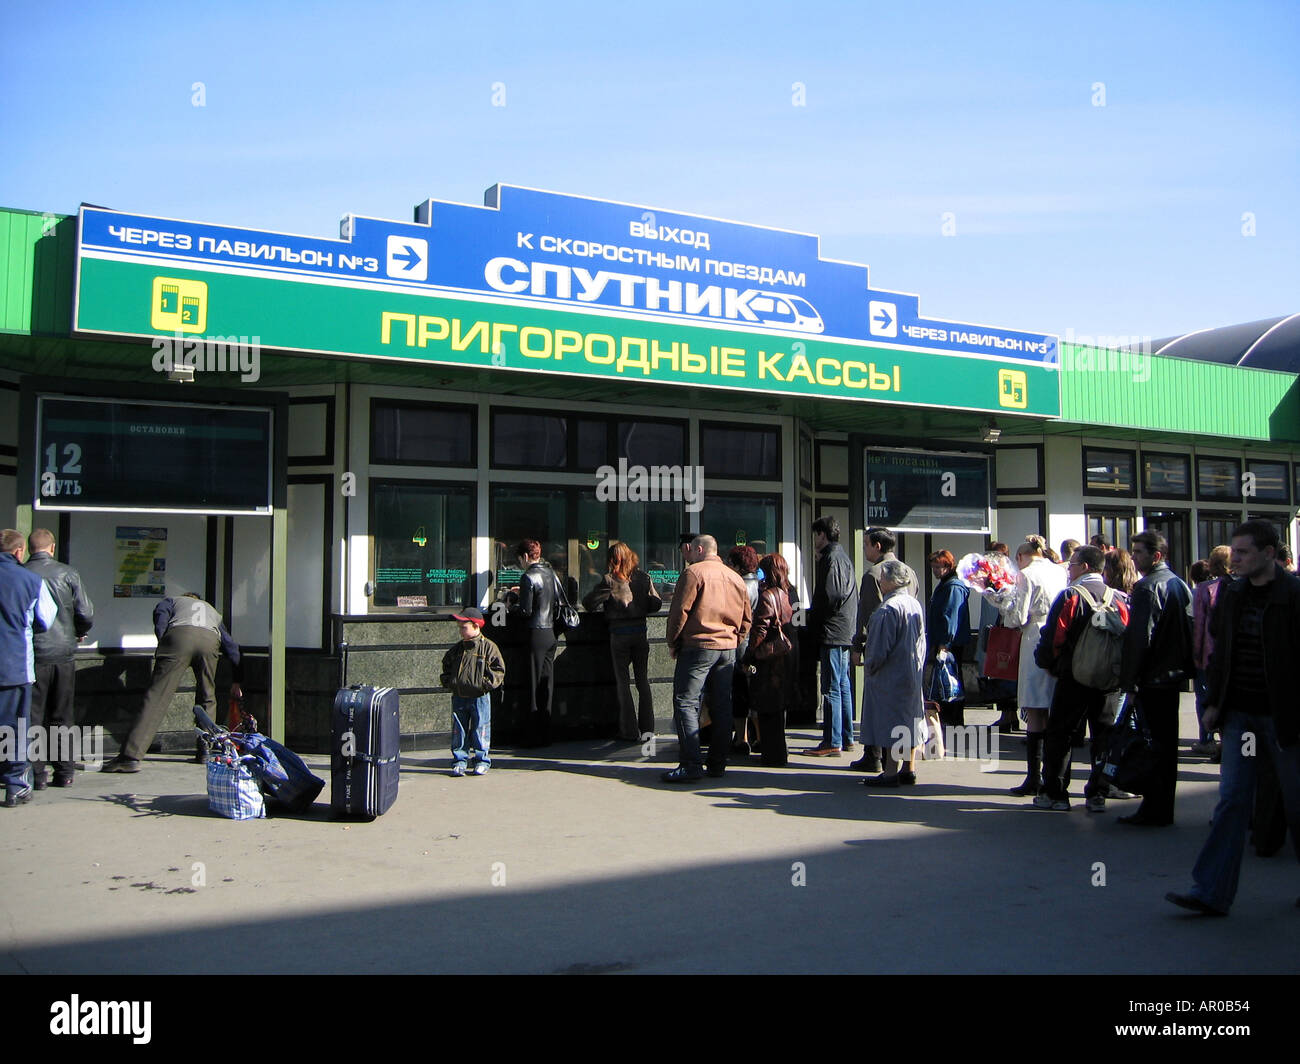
[450,762,467,777]
[1086,794,1106,812]
[472,763,488,776]
[1033,793,1070,811]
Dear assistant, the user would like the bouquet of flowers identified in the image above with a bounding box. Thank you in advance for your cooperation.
[957,551,1020,594]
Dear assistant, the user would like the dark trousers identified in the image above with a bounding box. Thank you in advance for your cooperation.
[1134,687,1180,822]
[1041,672,1110,800]
[0,683,32,796]
[31,660,77,779]
[526,628,557,746]
[123,627,219,761]
[610,628,653,739]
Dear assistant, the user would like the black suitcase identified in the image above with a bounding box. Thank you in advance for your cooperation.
[331,684,400,818]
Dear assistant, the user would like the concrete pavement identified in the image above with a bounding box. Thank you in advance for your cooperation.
[3,702,1297,974]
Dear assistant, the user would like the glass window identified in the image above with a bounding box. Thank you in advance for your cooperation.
[576,490,607,602]
[1196,456,1242,501]
[701,493,780,562]
[371,481,472,609]
[493,412,568,469]
[1142,452,1190,499]
[490,487,569,590]
[1086,509,1134,552]
[1198,511,1241,557]
[617,499,684,598]
[799,433,813,489]
[576,419,610,472]
[817,443,849,490]
[620,420,686,467]
[1245,461,1289,503]
[1083,448,1135,495]
[371,401,474,466]
[700,423,780,480]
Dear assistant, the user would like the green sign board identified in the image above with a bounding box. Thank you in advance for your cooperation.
[75,256,1059,418]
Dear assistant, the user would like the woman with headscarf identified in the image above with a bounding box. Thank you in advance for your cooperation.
[584,542,662,743]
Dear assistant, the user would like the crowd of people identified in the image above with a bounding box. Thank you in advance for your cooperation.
[4,514,1299,917]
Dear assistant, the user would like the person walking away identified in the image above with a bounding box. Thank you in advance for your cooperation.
[1190,546,1231,758]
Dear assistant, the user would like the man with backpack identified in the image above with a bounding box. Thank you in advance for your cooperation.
[1032,545,1130,811]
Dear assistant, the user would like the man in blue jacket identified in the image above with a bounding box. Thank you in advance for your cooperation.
[0,529,58,807]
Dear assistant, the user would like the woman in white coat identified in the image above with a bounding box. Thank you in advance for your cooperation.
[998,535,1068,796]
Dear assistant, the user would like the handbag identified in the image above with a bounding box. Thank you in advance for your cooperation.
[1099,696,1158,796]
[753,592,793,661]
[983,624,1020,681]
[552,573,581,630]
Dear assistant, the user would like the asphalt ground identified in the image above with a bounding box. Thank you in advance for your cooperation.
[3,699,1297,978]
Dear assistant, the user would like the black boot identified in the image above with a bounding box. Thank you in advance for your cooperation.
[1010,731,1043,796]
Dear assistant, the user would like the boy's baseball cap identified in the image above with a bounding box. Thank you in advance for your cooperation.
[451,607,486,627]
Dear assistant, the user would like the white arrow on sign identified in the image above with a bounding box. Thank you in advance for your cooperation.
[386,235,428,281]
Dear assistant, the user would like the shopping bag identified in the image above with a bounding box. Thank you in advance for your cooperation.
[206,757,266,820]
[984,625,1020,681]
[1099,696,1158,796]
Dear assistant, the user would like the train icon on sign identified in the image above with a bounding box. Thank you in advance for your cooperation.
[748,293,824,333]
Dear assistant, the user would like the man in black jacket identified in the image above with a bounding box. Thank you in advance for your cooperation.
[805,516,858,756]
[1116,530,1193,826]
[1167,520,1300,915]
[25,529,94,787]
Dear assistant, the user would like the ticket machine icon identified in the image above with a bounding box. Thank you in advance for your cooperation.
[151,276,208,333]
[998,369,1028,409]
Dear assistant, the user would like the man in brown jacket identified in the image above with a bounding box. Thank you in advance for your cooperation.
[662,535,752,782]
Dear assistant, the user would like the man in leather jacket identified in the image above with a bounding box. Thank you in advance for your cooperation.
[25,529,93,787]
[505,538,559,747]
[1116,530,1193,826]
[806,515,858,756]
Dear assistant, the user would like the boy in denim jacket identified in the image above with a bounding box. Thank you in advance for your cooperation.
[440,608,506,776]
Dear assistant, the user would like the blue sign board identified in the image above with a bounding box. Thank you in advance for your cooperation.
[77,184,1058,363]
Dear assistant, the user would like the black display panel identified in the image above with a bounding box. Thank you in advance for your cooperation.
[863,448,990,533]
[35,396,273,513]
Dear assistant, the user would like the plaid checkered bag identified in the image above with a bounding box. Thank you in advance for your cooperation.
[206,755,266,820]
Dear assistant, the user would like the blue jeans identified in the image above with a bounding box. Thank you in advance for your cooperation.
[1194,669,1212,743]
[672,647,734,774]
[451,694,491,767]
[0,684,32,798]
[820,645,854,749]
[1189,712,1300,912]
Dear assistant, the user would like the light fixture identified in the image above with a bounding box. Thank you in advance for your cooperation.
[167,365,195,383]
[981,420,1001,444]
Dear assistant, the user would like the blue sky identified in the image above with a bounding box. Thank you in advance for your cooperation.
[2,0,1296,342]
